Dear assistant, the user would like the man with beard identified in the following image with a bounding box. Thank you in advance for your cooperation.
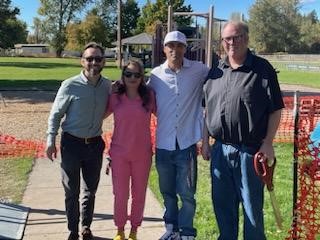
[46,42,111,240]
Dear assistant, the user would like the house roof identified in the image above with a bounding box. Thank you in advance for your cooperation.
[113,33,153,46]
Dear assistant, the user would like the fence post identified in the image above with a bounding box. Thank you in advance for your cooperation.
[292,90,300,240]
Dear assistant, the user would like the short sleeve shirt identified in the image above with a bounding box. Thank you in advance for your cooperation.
[203,50,284,145]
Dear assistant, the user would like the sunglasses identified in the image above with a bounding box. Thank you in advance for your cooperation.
[83,56,104,63]
[221,34,244,44]
[123,71,142,78]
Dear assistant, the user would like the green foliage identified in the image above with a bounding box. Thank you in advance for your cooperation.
[0,0,28,48]
[0,157,33,203]
[38,0,92,57]
[66,9,109,51]
[248,0,320,53]
[136,0,192,34]
[121,0,140,38]
[248,0,301,53]
[149,143,294,239]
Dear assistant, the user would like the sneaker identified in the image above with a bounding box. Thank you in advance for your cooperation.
[67,232,79,240]
[128,230,137,240]
[159,224,180,240]
[180,236,195,240]
[82,228,93,240]
[113,230,125,240]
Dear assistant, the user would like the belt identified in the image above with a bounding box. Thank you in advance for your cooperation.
[63,132,101,144]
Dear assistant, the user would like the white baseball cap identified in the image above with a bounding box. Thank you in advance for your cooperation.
[164,31,187,46]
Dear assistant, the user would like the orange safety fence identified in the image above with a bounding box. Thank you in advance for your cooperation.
[0,115,158,159]
[285,96,320,240]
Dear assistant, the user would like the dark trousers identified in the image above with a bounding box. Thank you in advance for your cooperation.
[60,133,105,233]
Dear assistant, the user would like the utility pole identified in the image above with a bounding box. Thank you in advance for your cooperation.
[117,0,122,68]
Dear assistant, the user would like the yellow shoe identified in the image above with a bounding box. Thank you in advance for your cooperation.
[113,230,125,240]
[128,231,137,240]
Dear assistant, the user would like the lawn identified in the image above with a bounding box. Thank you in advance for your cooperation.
[0,57,122,89]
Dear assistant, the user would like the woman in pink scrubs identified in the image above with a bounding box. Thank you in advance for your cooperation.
[106,59,156,240]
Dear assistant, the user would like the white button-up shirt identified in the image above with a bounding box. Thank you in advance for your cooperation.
[149,58,209,150]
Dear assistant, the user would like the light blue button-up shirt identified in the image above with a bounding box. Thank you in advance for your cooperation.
[46,71,111,146]
[149,58,209,150]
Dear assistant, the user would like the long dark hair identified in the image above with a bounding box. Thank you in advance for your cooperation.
[116,59,151,112]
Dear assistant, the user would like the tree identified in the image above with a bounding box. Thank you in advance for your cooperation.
[93,0,117,46]
[248,0,300,53]
[121,0,140,38]
[38,0,92,57]
[136,0,192,34]
[66,9,109,51]
[27,17,49,43]
[0,0,28,48]
[299,12,320,53]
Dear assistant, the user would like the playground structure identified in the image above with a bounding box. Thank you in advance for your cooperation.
[152,5,226,68]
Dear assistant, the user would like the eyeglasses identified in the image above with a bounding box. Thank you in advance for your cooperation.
[123,71,142,78]
[221,34,244,44]
[83,56,104,63]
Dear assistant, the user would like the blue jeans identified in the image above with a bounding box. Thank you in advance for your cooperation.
[210,141,266,240]
[156,144,197,237]
[60,133,105,233]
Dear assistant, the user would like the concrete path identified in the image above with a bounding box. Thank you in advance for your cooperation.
[22,158,164,240]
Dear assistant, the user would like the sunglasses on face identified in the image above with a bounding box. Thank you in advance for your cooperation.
[221,34,244,44]
[123,71,142,78]
[83,56,104,63]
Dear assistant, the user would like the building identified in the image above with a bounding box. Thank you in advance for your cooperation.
[14,44,50,56]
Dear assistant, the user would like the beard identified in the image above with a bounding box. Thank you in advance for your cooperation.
[87,65,103,77]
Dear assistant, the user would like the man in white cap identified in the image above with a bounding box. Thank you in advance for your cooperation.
[148,31,209,240]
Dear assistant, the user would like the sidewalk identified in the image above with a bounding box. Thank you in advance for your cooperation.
[22,157,165,240]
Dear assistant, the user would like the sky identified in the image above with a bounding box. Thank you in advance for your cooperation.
[11,0,320,32]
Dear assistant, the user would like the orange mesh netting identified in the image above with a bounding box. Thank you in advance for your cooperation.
[285,96,320,240]
[0,115,158,159]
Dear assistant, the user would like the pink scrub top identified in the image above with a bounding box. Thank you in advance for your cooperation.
[107,91,156,161]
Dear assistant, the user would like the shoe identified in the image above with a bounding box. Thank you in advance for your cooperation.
[82,228,93,240]
[159,224,180,240]
[128,230,137,240]
[180,236,195,240]
[67,232,79,240]
[113,230,125,240]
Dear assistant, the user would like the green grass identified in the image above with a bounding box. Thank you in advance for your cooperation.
[0,57,122,89]
[0,157,33,203]
[1,57,320,89]
[271,61,320,88]
[149,143,294,239]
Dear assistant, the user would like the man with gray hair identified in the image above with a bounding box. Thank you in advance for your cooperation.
[202,21,284,239]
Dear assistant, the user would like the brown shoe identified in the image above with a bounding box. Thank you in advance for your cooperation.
[67,232,79,240]
[82,228,94,240]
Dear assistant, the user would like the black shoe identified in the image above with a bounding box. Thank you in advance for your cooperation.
[82,228,94,240]
[67,232,79,240]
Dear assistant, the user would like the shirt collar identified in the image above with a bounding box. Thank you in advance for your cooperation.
[80,70,102,85]
[163,57,192,70]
